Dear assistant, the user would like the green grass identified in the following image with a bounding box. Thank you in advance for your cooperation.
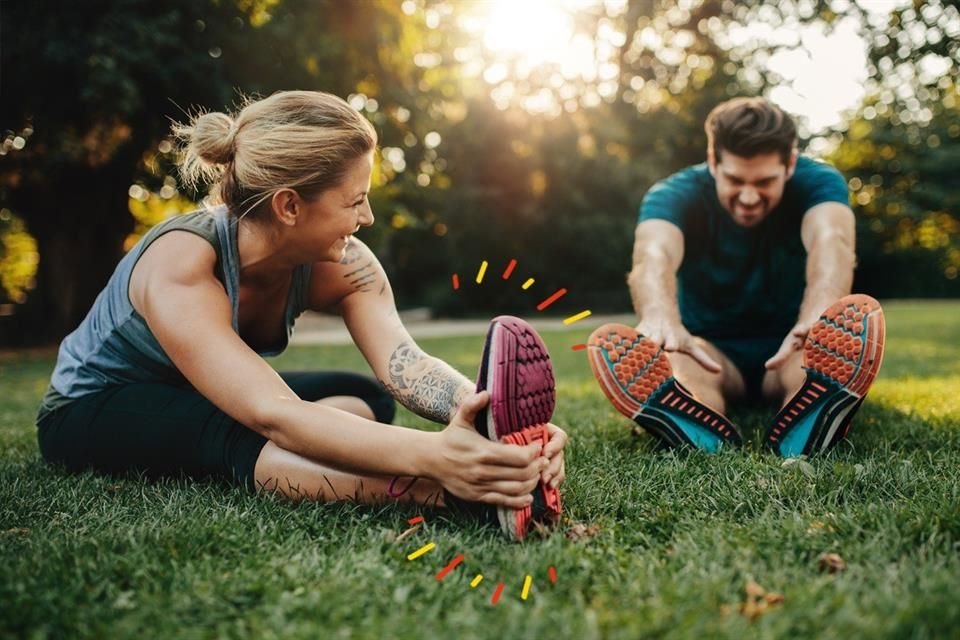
[2,300,959,639]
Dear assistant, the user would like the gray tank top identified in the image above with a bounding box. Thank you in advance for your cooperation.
[38,206,313,420]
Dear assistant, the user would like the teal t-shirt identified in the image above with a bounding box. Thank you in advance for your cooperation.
[638,155,849,340]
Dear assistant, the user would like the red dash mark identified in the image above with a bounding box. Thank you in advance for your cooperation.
[502,259,518,280]
[491,582,505,605]
[452,274,460,290]
[548,566,558,584]
[407,515,424,525]
[434,553,465,581]
[536,288,568,311]
[571,343,587,352]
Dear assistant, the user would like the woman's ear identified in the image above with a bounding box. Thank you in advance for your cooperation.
[270,189,300,227]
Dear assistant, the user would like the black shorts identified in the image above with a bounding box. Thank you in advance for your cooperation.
[36,371,395,491]
[708,336,783,400]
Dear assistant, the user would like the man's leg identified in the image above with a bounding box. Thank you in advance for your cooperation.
[761,347,805,407]
[668,337,747,414]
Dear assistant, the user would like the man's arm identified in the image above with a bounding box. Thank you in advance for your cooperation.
[628,219,720,371]
[765,202,856,368]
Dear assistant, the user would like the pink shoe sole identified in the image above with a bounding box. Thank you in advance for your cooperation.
[476,315,556,440]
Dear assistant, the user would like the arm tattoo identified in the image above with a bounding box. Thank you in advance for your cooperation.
[340,242,364,265]
[380,341,472,423]
[343,260,378,293]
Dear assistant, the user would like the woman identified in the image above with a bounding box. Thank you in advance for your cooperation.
[36,90,566,537]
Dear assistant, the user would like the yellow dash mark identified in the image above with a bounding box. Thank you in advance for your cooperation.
[563,310,593,325]
[521,575,532,600]
[407,542,436,561]
[476,261,489,284]
[470,574,484,588]
[522,278,535,290]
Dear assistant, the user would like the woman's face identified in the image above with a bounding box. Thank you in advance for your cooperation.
[301,151,375,262]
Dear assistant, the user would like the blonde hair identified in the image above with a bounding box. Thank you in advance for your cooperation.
[173,90,377,220]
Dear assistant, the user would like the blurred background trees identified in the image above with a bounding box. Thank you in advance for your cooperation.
[1,0,958,346]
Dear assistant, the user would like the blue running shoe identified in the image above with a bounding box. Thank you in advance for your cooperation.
[588,324,741,452]
[766,294,885,457]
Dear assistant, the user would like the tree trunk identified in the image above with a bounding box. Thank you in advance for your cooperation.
[2,162,134,346]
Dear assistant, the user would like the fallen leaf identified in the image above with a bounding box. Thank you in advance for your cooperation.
[723,580,785,621]
[566,522,600,541]
[394,524,421,543]
[818,552,846,574]
[745,580,766,597]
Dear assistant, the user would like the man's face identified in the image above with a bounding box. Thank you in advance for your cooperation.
[708,149,797,227]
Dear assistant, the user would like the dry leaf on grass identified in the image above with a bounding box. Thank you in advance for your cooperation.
[721,580,785,621]
[566,522,601,541]
[394,524,422,543]
[818,552,847,573]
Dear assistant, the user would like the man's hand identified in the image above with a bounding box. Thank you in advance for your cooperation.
[765,319,814,370]
[636,317,721,373]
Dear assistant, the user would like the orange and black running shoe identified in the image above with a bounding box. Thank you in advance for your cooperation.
[588,324,741,452]
[766,294,885,457]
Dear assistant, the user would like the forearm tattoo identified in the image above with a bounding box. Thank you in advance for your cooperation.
[380,341,472,423]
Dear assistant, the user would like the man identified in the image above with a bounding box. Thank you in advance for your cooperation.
[588,97,885,457]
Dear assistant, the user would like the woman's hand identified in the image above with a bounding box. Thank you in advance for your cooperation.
[540,423,567,489]
[430,391,547,508]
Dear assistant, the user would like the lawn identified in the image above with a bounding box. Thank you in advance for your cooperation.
[2,300,959,639]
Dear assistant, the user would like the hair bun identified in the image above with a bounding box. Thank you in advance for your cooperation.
[189,111,236,165]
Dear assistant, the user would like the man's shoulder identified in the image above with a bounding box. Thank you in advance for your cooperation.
[791,155,844,181]
[639,163,715,225]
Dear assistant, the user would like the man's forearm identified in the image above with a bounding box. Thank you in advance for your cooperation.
[628,249,681,324]
[378,341,473,423]
[798,233,855,323]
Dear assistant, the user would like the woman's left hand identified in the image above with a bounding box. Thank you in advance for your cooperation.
[540,423,567,489]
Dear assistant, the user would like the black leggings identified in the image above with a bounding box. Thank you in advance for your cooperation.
[36,371,396,491]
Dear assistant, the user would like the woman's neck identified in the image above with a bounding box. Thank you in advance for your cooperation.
[236,219,295,286]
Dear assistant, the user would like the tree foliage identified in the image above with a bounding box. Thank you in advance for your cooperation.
[1,0,958,345]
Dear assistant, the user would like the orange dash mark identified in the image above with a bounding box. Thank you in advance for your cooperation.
[451,274,460,290]
[491,582,505,605]
[548,566,558,584]
[407,515,424,525]
[571,343,587,352]
[435,554,466,581]
[502,259,518,279]
[536,288,568,311]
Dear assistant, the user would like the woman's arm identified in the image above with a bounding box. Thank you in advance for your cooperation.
[311,239,472,423]
[313,239,568,488]
[129,231,543,506]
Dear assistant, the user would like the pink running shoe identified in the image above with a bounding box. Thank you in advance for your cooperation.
[475,316,561,540]
[475,315,556,440]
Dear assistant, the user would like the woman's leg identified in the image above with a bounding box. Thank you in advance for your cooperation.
[279,371,396,423]
[258,371,435,502]
[37,379,439,505]
[253,441,444,504]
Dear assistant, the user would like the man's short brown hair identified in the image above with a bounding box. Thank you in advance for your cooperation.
[705,97,797,165]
